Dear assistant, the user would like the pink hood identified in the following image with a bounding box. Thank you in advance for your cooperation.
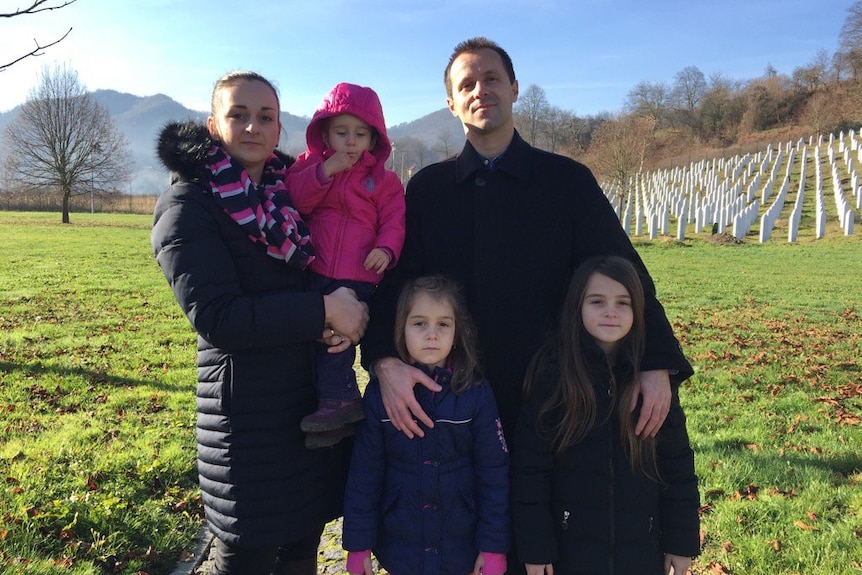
[303,83,392,183]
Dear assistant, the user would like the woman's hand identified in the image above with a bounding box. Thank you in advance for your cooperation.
[323,286,368,345]
[374,357,440,438]
[320,327,352,353]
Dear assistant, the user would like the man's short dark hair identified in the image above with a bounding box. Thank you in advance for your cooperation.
[444,37,517,98]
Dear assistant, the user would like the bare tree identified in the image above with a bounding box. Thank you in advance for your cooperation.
[839,0,862,80]
[698,73,745,143]
[804,91,839,136]
[542,106,570,154]
[393,136,430,180]
[624,80,671,129]
[672,66,706,113]
[434,128,456,160]
[514,84,550,147]
[2,63,132,223]
[670,66,706,133]
[832,50,854,82]
[792,49,831,93]
[1,0,78,72]
[587,114,656,212]
[565,113,606,155]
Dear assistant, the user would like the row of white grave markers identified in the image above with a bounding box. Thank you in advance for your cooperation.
[826,131,857,234]
[603,131,859,242]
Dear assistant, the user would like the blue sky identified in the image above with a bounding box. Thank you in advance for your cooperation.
[0,0,852,125]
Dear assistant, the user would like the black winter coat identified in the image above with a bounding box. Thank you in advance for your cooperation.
[510,348,700,575]
[150,122,350,547]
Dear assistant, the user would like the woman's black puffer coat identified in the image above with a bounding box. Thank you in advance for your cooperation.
[150,121,350,547]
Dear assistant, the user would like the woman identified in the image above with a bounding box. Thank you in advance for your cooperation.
[151,70,367,575]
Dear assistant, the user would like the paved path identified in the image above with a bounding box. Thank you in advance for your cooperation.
[173,519,354,575]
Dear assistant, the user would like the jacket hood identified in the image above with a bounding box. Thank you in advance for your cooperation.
[156,120,294,181]
[304,83,392,170]
[157,121,213,181]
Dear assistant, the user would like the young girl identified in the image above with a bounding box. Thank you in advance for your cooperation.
[151,71,367,575]
[342,275,510,575]
[287,82,406,448]
[511,256,699,575]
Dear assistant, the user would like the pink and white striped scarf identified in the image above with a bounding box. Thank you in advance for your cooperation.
[205,144,314,269]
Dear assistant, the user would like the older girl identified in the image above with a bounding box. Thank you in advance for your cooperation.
[511,256,699,575]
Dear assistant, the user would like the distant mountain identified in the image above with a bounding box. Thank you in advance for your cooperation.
[88,90,209,194]
[89,89,316,195]
[0,90,463,195]
[389,108,465,150]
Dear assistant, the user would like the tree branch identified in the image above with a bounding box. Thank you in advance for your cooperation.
[0,27,72,72]
[0,0,78,18]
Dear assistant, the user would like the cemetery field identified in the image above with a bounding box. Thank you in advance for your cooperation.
[0,212,860,575]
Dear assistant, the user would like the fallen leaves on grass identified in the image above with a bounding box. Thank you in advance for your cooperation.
[767,487,797,498]
[794,519,818,531]
[732,484,759,501]
[705,561,733,574]
[682,305,861,428]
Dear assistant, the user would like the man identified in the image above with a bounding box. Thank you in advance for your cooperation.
[362,36,691,446]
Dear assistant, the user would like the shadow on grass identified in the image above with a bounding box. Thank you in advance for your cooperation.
[0,359,189,392]
[780,451,862,477]
[698,437,862,479]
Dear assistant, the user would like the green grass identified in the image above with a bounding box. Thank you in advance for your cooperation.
[637,236,862,574]
[0,212,200,574]
[1,212,861,574]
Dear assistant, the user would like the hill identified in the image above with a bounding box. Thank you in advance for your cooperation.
[0,90,462,196]
[91,89,314,195]
[389,108,465,151]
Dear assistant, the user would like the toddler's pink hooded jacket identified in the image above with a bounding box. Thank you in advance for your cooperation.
[287,83,406,284]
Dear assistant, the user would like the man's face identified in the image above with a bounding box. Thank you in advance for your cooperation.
[446,48,519,138]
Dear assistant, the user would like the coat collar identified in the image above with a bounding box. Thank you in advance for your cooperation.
[414,363,453,385]
[454,130,531,183]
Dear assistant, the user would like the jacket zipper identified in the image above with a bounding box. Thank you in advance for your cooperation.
[330,180,350,278]
[608,375,615,575]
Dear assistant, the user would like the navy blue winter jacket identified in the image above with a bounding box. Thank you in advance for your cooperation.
[343,366,510,575]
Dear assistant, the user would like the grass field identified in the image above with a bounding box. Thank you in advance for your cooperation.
[0,212,860,574]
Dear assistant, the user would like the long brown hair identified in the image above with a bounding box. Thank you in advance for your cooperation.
[524,256,659,480]
[394,275,482,394]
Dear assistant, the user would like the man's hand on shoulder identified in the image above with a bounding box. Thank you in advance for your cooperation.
[375,357,441,438]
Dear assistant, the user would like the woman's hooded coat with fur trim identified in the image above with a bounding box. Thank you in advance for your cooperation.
[150,121,350,546]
